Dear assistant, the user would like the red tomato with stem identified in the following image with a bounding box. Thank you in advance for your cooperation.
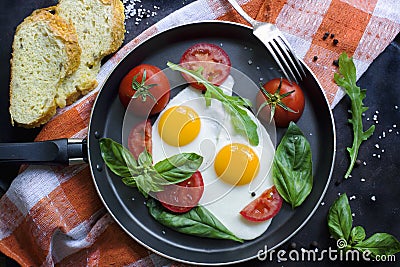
[240,186,283,222]
[256,78,305,128]
[156,171,204,213]
[119,64,170,117]
[180,43,231,91]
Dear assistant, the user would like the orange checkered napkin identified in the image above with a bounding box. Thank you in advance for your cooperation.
[0,0,398,266]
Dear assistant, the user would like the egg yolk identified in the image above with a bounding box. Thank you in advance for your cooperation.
[214,143,260,186]
[158,106,200,147]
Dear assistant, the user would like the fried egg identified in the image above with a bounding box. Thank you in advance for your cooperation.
[152,75,275,240]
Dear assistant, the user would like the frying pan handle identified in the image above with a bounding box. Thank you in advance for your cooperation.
[0,138,88,165]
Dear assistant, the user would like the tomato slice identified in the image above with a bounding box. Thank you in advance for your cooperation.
[156,171,204,213]
[127,120,152,159]
[179,43,231,90]
[240,186,282,222]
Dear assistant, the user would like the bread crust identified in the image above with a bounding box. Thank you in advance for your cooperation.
[9,8,81,128]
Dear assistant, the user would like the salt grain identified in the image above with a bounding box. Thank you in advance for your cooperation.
[321,202,325,206]
[361,178,366,182]
[349,195,356,200]
[375,144,380,149]
[363,161,367,166]
[352,213,355,217]
[395,105,398,110]
[389,129,393,133]
[393,124,397,128]
[371,195,376,201]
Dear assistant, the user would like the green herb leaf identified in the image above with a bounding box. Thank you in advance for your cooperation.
[334,52,375,178]
[353,233,400,258]
[154,153,203,183]
[327,194,352,241]
[99,138,138,178]
[99,138,203,197]
[147,198,243,243]
[167,61,259,146]
[350,226,366,245]
[272,122,313,208]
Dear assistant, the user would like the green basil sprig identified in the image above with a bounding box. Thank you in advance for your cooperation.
[147,198,243,243]
[328,194,400,258]
[167,61,259,146]
[334,52,375,179]
[272,122,313,208]
[99,138,203,197]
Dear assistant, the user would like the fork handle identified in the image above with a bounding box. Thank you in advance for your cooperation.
[226,0,257,26]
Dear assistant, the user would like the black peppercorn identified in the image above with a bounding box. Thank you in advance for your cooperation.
[313,55,318,61]
[333,39,339,45]
[333,59,339,67]
[251,192,256,197]
[322,32,330,40]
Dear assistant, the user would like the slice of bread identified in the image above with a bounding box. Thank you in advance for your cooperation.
[9,8,81,128]
[54,0,125,107]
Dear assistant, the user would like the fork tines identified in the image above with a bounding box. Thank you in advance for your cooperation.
[267,35,306,84]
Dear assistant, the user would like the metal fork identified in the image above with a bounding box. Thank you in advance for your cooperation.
[227,0,306,83]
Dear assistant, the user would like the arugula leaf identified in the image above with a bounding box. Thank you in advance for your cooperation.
[353,233,400,258]
[327,193,352,241]
[272,122,313,208]
[327,194,400,258]
[147,198,243,243]
[167,61,259,146]
[334,52,375,178]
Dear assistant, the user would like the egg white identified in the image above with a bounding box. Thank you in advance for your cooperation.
[152,75,276,240]
[151,76,234,170]
[198,103,275,240]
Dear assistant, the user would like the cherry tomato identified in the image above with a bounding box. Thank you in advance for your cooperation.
[156,171,204,213]
[119,64,170,116]
[256,78,305,128]
[240,186,282,222]
[179,43,231,90]
[128,120,152,159]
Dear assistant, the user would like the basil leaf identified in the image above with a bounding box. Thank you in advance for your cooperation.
[154,153,203,183]
[350,226,366,245]
[138,150,153,166]
[327,194,352,241]
[272,122,313,208]
[353,233,400,258]
[135,172,164,197]
[99,138,138,177]
[167,61,259,146]
[147,198,243,243]
[334,52,375,178]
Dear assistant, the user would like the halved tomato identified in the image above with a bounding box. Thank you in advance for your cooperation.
[156,171,204,213]
[127,120,152,159]
[240,186,282,222]
[179,43,231,90]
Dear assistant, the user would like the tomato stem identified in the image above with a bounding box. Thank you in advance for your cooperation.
[132,69,157,103]
[258,77,298,122]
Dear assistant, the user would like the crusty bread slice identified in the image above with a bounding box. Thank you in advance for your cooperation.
[9,8,81,128]
[54,0,125,107]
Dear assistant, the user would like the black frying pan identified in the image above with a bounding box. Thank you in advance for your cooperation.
[0,21,335,265]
